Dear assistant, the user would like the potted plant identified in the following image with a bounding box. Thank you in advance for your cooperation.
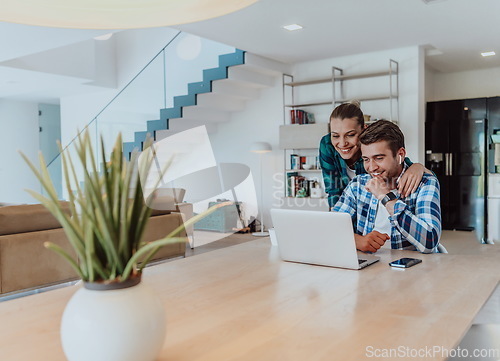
[21,130,226,361]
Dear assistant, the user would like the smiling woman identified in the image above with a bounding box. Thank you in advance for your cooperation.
[318,101,367,208]
[328,101,364,167]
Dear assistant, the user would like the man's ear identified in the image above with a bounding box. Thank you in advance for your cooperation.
[397,148,406,164]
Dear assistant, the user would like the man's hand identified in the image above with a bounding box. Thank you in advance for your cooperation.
[354,231,390,253]
[365,177,391,200]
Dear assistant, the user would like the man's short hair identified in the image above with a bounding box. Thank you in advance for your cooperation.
[359,120,405,156]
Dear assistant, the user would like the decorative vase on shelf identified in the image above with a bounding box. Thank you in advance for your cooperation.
[61,276,166,361]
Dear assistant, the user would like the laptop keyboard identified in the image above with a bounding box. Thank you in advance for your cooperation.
[358,259,367,265]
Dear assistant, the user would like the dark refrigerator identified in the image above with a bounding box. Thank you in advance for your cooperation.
[425,98,488,242]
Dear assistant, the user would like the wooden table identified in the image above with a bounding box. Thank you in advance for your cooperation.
[1,237,499,361]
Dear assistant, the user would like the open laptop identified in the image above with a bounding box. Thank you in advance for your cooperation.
[270,209,379,270]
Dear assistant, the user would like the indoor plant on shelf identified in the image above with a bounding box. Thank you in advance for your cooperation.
[21,130,225,361]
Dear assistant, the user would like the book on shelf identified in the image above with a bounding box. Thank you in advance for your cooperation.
[306,112,315,124]
[300,156,307,169]
[290,109,316,125]
[287,173,297,197]
[286,173,313,198]
[290,154,300,170]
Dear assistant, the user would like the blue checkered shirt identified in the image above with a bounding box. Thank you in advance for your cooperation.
[332,170,442,253]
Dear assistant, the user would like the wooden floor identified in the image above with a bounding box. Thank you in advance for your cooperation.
[439,229,489,254]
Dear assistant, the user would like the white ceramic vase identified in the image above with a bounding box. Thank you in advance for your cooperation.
[61,280,166,361]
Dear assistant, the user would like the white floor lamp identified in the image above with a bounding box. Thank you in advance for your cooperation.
[250,141,272,237]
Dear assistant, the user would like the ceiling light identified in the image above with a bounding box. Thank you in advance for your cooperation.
[0,0,258,29]
[94,33,113,41]
[481,51,496,57]
[283,24,303,31]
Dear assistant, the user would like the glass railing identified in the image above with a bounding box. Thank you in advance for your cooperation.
[45,31,235,199]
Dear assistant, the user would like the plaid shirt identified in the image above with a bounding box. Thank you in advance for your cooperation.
[319,134,414,208]
[332,168,442,253]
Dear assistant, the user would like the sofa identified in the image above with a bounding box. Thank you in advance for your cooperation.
[0,203,190,295]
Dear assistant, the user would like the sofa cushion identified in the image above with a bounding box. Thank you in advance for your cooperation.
[150,208,173,217]
[141,212,186,261]
[0,228,78,293]
[0,203,69,236]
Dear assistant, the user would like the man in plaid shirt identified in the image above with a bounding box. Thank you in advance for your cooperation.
[333,120,442,253]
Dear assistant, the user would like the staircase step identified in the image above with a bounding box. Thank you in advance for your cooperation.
[171,106,230,123]
[243,53,292,76]
[226,67,276,88]
[218,49,245,68]
[211,81,260,100]
[147,119,168,133]
[160,107,182,121]
[188,81,211,95]
[156,122,218,139]
[123,142,140,159]
[173,94,196,108]
[134,131,153,144]
[196,92,246,112]
[203,67,228,82]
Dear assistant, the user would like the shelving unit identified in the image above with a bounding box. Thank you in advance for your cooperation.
[284,61,399,118]
[279,60,399,211]
[332,59,399,122]
[279,122,329,211]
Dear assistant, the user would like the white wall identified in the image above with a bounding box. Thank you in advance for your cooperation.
[0,99,40,203]
[209,78,283,230]
[417,46,426,162]
[427,65,500,102]
[425,66,436,102]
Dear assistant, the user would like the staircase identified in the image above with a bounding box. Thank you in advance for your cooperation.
[123,49,285,158]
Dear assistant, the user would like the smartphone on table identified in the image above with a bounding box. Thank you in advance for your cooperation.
[389,258,422,268]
